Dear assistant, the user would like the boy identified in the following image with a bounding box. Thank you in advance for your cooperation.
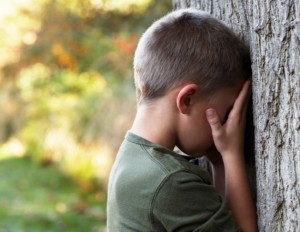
[107,9,258,232]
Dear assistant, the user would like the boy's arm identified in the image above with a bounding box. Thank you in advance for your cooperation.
[205,81,258,232]
[205,148,225,197]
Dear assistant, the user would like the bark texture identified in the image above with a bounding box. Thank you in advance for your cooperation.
[173,1,300,231]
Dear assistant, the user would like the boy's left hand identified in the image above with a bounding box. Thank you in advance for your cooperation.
[205,80,251,159]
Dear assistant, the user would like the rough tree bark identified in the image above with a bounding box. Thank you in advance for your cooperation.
[173,1,300,231]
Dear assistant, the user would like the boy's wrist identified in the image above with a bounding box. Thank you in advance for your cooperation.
[221,152,245,166]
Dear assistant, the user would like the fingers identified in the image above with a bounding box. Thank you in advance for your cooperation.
[206,109,223,137]
[242,81,252,115]
[229,80,251,119]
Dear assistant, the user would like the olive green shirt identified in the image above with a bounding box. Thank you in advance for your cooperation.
[107,132,239,231]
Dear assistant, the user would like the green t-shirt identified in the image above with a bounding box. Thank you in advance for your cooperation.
[107,132,239,232]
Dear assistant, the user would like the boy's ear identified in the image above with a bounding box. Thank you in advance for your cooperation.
[176,84,199,114]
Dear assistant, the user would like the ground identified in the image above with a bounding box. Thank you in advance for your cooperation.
[0,156,106,232]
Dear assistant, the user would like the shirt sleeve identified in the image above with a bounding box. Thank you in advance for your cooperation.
[151,170,240,232]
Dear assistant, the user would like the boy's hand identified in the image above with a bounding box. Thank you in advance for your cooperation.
[205,81,258,232]
[205,80,251,158]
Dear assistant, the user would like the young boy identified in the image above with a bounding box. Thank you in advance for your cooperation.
[107,9,258,232]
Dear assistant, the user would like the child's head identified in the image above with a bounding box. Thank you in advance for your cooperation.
[133,9,251,105]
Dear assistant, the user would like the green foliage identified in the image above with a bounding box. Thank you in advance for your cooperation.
[0,0,171,176]
[0,0,171,229]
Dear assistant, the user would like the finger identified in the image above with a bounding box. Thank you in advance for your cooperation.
[206,109,223,137]
[230,80,251,117]
[242,82,252,116]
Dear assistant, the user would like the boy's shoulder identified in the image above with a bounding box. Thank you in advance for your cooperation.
[108,132,239,232]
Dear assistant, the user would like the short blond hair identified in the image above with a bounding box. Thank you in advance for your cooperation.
[134,9,251,104]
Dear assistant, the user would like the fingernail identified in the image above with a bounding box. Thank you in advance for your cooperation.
[206,109,215,117]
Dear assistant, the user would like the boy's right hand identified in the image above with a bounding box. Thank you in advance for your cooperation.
[205,81,258,232]
[205,80,251,159]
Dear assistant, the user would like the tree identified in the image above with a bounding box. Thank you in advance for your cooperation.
[173,0,300,231]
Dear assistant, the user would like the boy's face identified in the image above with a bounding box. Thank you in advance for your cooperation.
[177,82,244,156]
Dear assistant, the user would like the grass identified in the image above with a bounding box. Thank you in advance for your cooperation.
[0,156,106,232]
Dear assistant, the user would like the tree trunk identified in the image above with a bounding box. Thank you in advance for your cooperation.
[173,1,300,231]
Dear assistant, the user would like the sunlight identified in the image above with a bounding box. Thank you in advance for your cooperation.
[0,0,29,21]
[0,0,44,68]
[0,137,26,159]
[93,143,114,185]
[22,31,37,45]
[44,128,114,185]
[91,0,152,13]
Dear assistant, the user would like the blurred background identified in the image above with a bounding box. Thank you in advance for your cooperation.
[0,0,171,231]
